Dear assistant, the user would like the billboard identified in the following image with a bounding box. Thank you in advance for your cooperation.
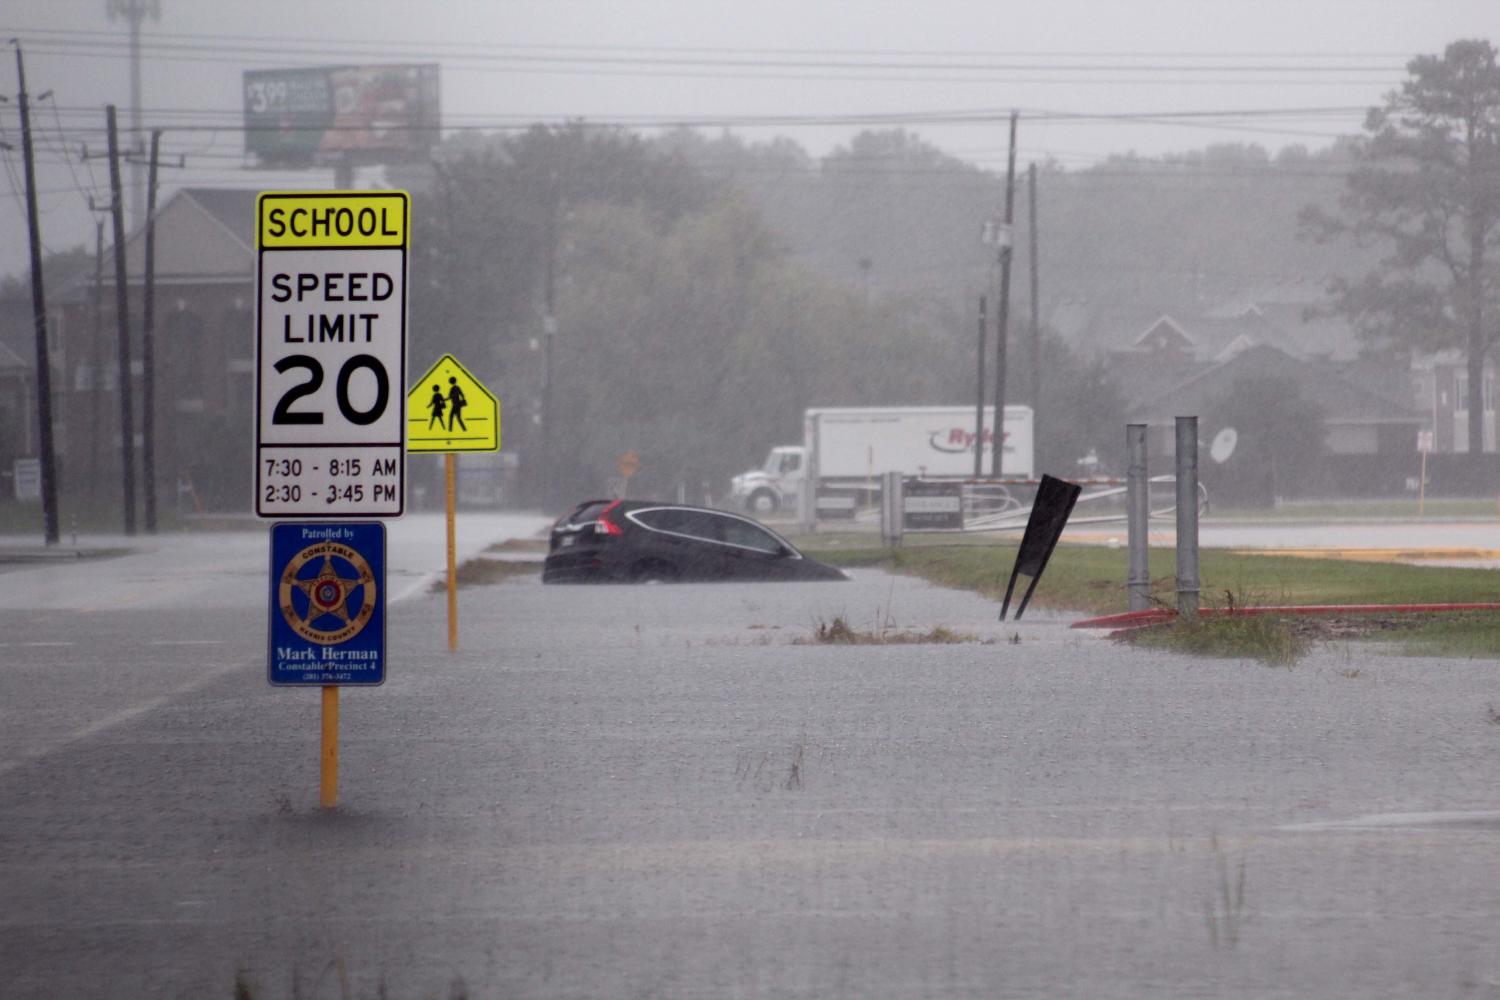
[244,64,440,167]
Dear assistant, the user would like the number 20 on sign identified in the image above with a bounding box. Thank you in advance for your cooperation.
[255,191,409,518]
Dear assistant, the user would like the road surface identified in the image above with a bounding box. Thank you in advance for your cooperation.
[0,517,1497,998]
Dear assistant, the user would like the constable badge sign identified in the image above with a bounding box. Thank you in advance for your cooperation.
[269,522,386,686]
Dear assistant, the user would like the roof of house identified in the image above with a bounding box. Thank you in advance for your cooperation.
[1123,343,1421,426]
[54,187,260,304]
[177,188,258,249]
[1051,293,1363,364]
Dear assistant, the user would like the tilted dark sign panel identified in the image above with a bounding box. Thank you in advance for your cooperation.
[1000,474,1082,621]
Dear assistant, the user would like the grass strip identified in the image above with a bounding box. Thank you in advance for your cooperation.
[431,557,538,592]
[1123,616,1310,666]
[801,541,1500,617]
[800,539,1500,659]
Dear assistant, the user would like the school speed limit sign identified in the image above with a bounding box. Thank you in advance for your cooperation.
[255,191,408,518]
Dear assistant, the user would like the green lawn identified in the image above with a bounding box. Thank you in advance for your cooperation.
[799,539,1500,660]
[801,541,1500,616]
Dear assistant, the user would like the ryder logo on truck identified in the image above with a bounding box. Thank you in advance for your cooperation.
[930,427,1010,454]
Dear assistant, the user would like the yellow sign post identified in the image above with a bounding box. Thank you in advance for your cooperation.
[406,355,501,651]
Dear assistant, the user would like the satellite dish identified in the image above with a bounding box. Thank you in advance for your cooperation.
[1210,427,1238,464]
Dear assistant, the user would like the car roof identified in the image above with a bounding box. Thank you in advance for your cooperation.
[570,498,740,516]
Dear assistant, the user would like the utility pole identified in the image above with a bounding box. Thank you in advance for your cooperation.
[123,130,180,531]
[539,175,560,508]
[106,0,159,228]
[13,42,62,545]
[1028,161,1041,473]
[91,218,104,506]
[989,110,1018,479]
[140,129,160,531]
[106,104,138,535]
[972,296,987,478]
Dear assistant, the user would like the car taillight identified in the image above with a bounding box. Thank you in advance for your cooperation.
[594,501,624,536]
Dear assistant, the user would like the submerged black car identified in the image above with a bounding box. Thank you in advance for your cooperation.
[542,499,848,584]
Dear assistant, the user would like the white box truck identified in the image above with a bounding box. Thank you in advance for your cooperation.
[729,405,1034,515]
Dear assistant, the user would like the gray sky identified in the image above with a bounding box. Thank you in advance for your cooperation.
[2,0,1496,280]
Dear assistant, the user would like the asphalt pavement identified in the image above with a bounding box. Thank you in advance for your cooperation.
[0,518,1497,998]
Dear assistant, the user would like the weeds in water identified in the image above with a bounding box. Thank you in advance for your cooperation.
[798,614,981,645]
[232,968,431,999]
[735,736,814,793]
[1487,704,1500,725]
[1203,835,1247,949]
[1126,614,1309,666]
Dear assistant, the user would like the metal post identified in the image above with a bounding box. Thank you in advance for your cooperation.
[882,471,905,548]
[800,413,818,534]
[1175,416,1200,619]
[1126,424,1149,612]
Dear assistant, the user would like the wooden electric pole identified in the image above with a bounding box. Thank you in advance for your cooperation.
[106,104,138,535]
[140,130,160,532]
[13,42,61,545]
[123,128,184,533]
[91,218,105,506]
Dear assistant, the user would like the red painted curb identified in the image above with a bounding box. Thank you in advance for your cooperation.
[1071,603,1500,629]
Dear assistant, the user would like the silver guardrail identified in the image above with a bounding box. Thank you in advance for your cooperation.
[960,475,1207,532]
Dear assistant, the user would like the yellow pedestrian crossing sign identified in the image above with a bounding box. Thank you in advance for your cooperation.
[406,354,500,452]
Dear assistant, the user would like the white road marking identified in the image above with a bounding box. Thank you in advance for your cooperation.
[0,659,246,779]
[1279,810,1500,832]
[391,572,440,604]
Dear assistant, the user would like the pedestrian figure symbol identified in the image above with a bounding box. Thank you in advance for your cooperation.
[405,354,500,453]
[447,377,467,432]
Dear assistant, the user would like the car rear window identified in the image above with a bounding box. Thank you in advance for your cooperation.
[564,501,615,526]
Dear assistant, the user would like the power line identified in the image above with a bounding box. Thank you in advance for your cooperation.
[9,25,1414,63]
[7,26,1417,58]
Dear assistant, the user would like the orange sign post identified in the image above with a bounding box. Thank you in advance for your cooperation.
[617,450,642,498]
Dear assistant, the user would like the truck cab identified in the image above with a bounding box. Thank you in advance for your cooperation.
[729,445,806,515]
